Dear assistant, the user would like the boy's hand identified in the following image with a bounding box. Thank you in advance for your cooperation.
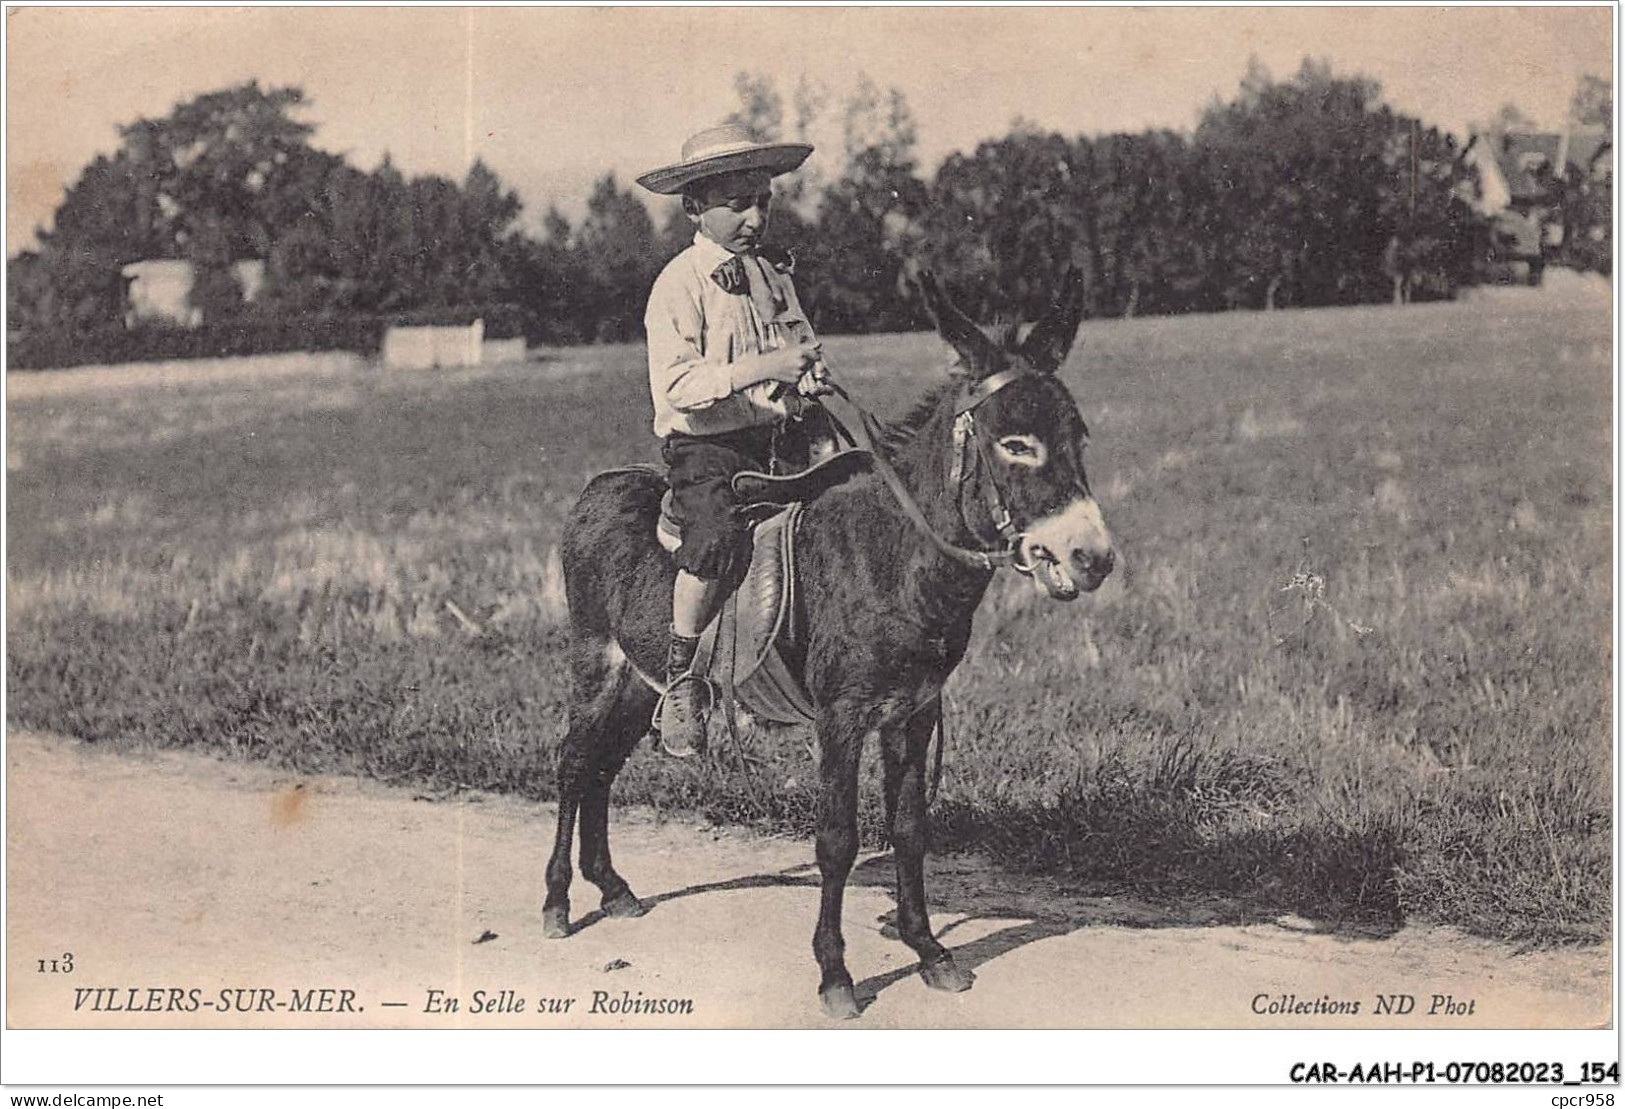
[762,340,823,384]
[728,340,824,395]
[797,360,834,397]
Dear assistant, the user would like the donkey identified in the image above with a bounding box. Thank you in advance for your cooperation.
[544,268,1114,1019]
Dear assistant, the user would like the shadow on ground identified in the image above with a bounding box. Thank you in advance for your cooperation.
[565,838,1403,1013]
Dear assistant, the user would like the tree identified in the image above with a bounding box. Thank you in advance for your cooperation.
[118,81,317,265]
[10,150,175,331]
[712,71,924,332]
[8,247,127,333]
[17,77,538,336]
[1376,118,1479,302]
[1196,57,1425,309]
[655,202,695,261]
[1479,102,1539,139]
[504,206,589,344]
[1562,164,1612,275]
[922,128,1088,323]
[574,174,661,342]
[1084,130,1207,317]
[797,78,928,332]
[185,217,245,322]
[726,71,827,211]
[1572,75,1612,129]
[454,158,524,303]
[1561,75,1612,274]
[13,82,329,329]
[788,74,831,206]
[839,76,916,171]
[726,72,785,143]
[47,151,176,262]
[257,154,363,314]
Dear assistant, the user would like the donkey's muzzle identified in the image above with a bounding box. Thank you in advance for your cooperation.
[1021,497,1114,600]
[1071,546,1114,594]
[1027,543,1113,600]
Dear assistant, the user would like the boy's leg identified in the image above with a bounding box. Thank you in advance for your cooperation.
[657,425,774,758]
[659,571,723,758]
[672,570,725,638]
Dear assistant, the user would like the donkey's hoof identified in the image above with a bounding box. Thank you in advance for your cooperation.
[601,890,649,919]
[542,906,572,940]
[819,983,862,1021]
[919,955,974,993]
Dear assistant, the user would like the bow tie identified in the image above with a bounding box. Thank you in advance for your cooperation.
[710,247,795,298]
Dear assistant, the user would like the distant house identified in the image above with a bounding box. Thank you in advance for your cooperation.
[233,259,267,303]
[121,260,199,328]
[381,320,485,370]
[376,318,528,369]
[1465,127,1611,282]
[121,259,266,327]
[1562,127,1612,184]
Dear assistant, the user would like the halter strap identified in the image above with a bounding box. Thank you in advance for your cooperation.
[810,371,1038,572]
[951,369,1037,557]
[955,367,1030,415]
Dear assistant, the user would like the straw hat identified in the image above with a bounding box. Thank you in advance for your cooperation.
[636,123,814,195]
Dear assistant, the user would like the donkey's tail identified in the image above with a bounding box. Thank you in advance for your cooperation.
[928,693,949,807]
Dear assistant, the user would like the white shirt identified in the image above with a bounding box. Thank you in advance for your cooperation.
[645,233,817,439]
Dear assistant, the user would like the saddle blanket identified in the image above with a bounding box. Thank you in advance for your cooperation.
[682,500,816,727]
[598,464,815,726]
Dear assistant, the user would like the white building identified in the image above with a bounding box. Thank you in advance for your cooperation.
[381,320,485,369]
[121,259,266,327]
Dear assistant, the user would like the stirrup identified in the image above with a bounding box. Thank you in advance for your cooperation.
[650,671,717,758]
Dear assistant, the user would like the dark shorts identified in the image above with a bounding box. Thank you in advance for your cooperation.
[661,425,776,583]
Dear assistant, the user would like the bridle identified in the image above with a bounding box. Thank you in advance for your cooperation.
[948,367,1050,573]
[815,370,1054,576]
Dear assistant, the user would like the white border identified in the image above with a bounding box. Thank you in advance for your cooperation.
[3,0,1620,1097]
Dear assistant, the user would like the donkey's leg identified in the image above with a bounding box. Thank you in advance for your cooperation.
[543,638,628,939]
[542,736,589,939]
[883,705,973,992]
[578,686,658,919]
[812,704,865,1019]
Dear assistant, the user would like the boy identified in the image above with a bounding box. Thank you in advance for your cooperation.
[637,123,827,757]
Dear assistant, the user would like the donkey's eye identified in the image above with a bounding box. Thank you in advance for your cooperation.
[995,435,1047,467]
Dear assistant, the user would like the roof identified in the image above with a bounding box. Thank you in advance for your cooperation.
[1462,138,1511,214]
[120,259,193,279]
[1494,132,1562,202]
[1466,128,1613,212]
[1565,127,1611,176]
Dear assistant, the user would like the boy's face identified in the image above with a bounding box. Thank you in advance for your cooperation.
[688,169,774,254]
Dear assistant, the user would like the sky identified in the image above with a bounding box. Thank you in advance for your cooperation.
[5,5,1615,256]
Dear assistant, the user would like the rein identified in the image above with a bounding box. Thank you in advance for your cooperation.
[814,374,1037,575]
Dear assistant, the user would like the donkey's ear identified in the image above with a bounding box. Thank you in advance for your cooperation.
[1017,266,1087,374]
[915,269,994,377]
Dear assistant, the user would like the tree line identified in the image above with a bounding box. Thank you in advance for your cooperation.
[7,62,1612,365]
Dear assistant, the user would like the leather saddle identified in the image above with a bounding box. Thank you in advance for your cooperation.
[656,448,869,552]
[638,448,871,727]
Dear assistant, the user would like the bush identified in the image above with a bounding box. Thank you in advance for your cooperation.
[383,304,526,339]
[7,304,526,371]
[7,316,383,371]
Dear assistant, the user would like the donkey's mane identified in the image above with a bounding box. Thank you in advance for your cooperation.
[879,380,957,451]
[879,320,1026,451]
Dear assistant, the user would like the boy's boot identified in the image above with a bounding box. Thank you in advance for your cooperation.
[657,628,709,758]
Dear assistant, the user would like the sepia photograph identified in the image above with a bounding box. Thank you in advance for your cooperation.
[3,2,1617,1090]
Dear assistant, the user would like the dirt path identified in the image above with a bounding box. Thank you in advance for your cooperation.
[6,731,1610,1029]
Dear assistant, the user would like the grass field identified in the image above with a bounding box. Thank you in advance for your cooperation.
[7,278,1612,945]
